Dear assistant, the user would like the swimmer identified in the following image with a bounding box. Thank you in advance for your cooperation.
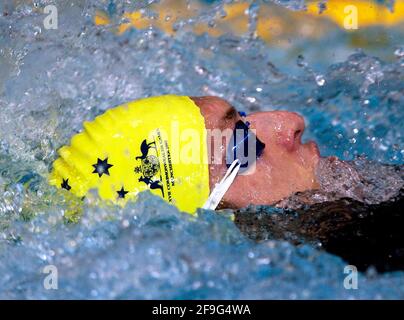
[50,95,402,215]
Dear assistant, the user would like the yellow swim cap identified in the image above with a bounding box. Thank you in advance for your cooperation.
[49,95,210,213]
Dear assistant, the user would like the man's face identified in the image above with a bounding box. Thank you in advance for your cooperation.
[191,96,320,209]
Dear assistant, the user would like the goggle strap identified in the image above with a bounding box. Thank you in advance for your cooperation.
[202,159,241,210]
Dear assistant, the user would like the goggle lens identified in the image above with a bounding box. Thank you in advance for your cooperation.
[226,120,265,172]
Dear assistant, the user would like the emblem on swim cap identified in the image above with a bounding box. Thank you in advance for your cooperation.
[134,138,164,198]
[49,95,210,213]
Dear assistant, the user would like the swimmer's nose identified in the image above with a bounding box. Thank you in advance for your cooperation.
[246,110,306,152]
[276,111,306,152]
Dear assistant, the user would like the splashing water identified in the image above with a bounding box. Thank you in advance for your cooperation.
[0,0,403,299]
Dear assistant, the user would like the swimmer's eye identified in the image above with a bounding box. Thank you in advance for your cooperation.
[226,120,265,171]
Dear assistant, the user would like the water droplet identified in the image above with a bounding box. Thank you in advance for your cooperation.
[33,26,41,36]
[256,258,270,265]
[379,144,388,151]
[208,20,216,28]
[246,96,256,103]
[194,65,206,75]
[315,75,325,86]
[296,54,307,68]
[394,46,404,58]
[192,281,202,289]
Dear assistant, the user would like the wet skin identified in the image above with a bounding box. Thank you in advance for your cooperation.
[191,96,320,209]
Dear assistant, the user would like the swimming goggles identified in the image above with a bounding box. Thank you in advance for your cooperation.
[203,116,265,210]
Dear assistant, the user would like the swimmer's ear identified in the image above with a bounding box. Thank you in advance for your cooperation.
[191,96,238,122]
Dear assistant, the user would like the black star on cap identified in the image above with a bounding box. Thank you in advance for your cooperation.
[61,178,71,190]
[117,186,129,199]
[92,157,113,177]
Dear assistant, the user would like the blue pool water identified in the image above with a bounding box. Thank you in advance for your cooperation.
[0,0,403,299]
